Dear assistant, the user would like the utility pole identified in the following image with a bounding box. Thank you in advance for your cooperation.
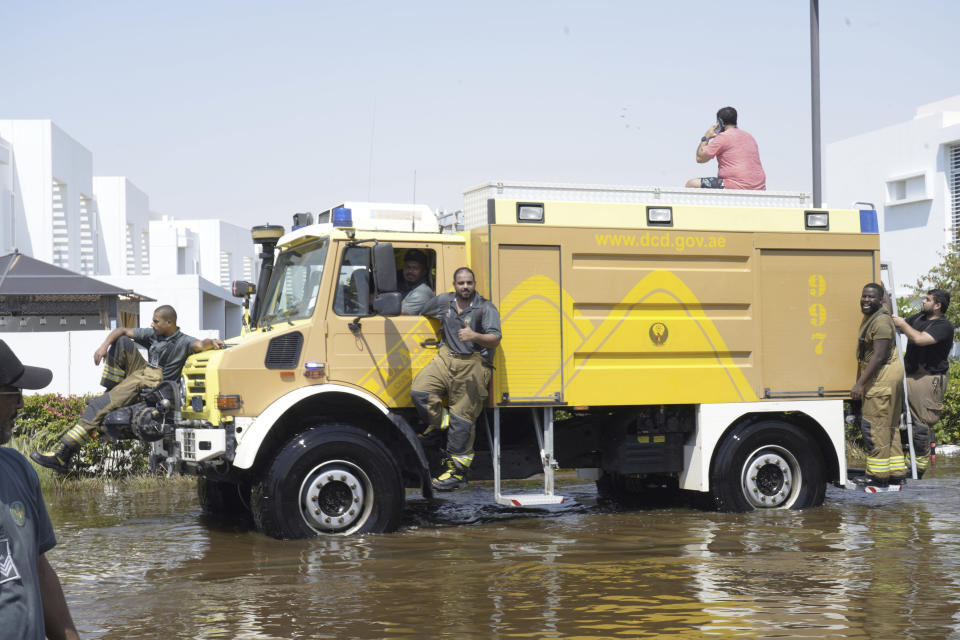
[810,0,822,207]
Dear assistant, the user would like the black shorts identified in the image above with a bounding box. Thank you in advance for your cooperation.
[699,177,724,189]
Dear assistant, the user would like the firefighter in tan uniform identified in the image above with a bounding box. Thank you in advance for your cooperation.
[411,267,501,491]
[851,283,907,486]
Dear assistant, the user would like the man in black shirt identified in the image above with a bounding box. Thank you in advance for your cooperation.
[892,289,954,477]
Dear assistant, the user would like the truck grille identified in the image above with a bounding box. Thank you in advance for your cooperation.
[180,430,196,462]
[265,332,303,369]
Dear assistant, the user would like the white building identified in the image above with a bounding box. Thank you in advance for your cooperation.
[149,217,256,286]
[0,120,95,272]
[92,176,151,276]
[0,119,256,332]
[0,136,14,255]
[826,96,960,296]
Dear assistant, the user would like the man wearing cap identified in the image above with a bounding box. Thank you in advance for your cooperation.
[0,340,80,639]
[31,305,224,474]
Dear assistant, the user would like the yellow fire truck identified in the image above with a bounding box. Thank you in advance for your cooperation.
[159,183,880,539]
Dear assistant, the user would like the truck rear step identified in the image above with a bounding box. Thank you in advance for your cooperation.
[488,407,565,507]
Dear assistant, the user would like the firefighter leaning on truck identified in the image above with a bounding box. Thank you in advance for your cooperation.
[411,267,501,491]
[851,283,907,487]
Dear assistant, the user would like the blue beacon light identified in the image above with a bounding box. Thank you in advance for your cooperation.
[332,207,353,228]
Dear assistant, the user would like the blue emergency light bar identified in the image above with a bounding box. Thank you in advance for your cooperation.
[859,209,879,233]
[332,207,353,228]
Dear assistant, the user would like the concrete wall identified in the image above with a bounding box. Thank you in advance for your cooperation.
[826,98,960,296]
[2,329,220,396]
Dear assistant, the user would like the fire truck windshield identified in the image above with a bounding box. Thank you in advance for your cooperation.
[258,238,329,326]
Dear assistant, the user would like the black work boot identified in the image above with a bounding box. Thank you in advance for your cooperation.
[431,458,468,492]
[30,424,89,474]
[30,442,77,474]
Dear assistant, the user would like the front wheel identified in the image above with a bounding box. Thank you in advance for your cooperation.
[198,477,252,515]
[709,421,826,512]
[252,425,405,539]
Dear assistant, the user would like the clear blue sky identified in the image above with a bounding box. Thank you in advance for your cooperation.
[2,1,958,229]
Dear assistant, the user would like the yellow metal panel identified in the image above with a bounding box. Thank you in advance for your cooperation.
[496,246,563,403]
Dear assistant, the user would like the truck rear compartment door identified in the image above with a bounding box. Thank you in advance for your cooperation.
[757,244,876,397]
[495,245,564,404]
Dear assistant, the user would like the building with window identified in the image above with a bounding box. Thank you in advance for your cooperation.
[0,119,256,341]
[826,96,960,296]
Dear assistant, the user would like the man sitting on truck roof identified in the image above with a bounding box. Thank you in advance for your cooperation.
[31,305,225,474]
[411,267,501,491]
[399,249,434,315]
[686,106,766,191]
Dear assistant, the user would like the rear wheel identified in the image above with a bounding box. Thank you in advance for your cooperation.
[709,421,826,512]
[252,425,405,539]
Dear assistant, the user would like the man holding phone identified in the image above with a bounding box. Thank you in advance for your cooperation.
[686,106,766,190]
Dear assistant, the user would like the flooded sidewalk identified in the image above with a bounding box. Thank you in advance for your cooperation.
[47,455,960,639]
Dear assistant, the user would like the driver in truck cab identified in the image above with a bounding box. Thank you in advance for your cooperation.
[31,305,225,474]
[411,267,501,491]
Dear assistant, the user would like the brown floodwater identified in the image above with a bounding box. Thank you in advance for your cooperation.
[45,455,960,639]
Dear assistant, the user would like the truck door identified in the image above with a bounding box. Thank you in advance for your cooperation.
[756,236,877,397]
[495,245,564,404]
[325,242,449,407]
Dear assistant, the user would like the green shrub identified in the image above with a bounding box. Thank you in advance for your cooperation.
[18,393,152,478]
[933,360,960,445]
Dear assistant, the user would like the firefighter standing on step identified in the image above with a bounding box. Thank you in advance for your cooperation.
[852,283,907,487]
[411,267,501,491]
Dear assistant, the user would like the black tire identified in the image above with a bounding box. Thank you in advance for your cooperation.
[197,477,251,515]
[596,472,680,508]
[709,420,826,512]
[596,472,638,504]
[251,425,405,539]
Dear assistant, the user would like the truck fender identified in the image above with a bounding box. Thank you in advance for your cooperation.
[387,411,434,500]
[232,383,391,469]
[679,399,845,492]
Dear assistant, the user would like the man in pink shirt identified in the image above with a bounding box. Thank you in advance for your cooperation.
[686,106,766,190]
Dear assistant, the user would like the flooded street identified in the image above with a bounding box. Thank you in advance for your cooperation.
[46,455,960,639]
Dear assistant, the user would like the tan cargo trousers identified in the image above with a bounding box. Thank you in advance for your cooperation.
[410,347,492,467]
[858,359,906,481]
[78,336,163,434]
[903,366,948,473]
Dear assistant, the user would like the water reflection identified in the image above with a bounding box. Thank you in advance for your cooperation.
[43,457,960,639]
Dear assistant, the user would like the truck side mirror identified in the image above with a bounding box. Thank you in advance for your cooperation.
[372,242,397,292]
[373,292,402,316]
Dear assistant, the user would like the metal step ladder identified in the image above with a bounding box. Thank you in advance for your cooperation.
[487,406,565,506]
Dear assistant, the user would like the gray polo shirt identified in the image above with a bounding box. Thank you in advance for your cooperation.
[132,328,198,381]
[421,292,501,364]
[0,447,56,640]
[401,281,434,315]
